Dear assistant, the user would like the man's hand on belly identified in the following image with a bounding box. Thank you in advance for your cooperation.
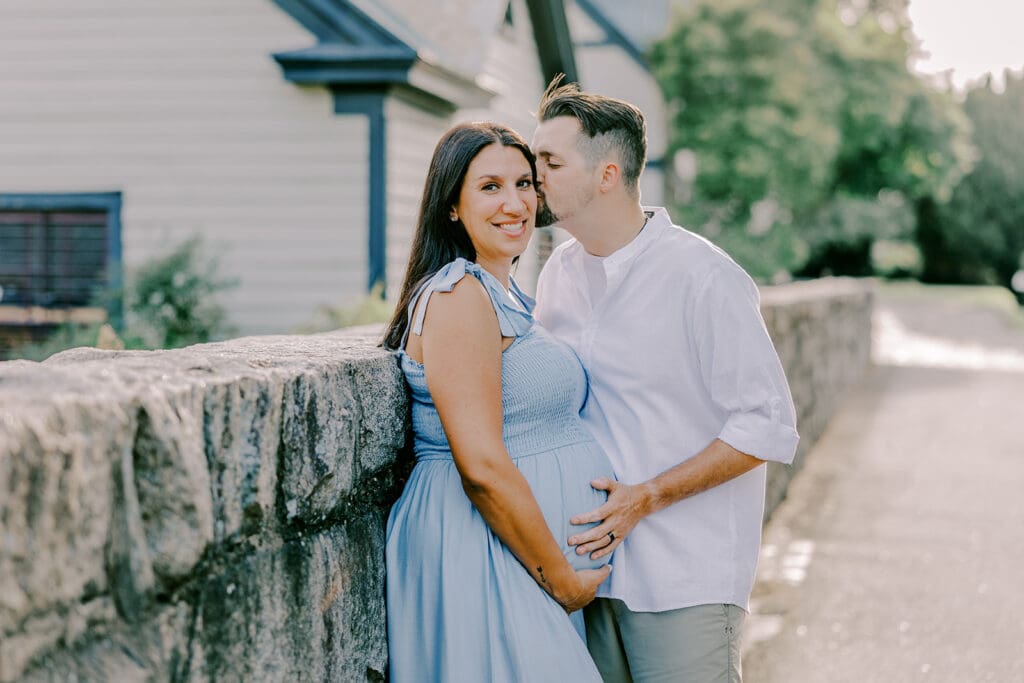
[567,478,653,560]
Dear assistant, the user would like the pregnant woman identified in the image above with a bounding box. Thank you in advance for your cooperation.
[382,122,615,682]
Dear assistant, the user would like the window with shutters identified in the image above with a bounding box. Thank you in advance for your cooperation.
[0,208,110,307]
[0,193,122,349]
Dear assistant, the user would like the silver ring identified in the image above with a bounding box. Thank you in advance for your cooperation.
[607,531,615,542]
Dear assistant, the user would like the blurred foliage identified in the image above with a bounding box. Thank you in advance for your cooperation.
[798,190,915,277]
[822,4,973,203]
[653,0,840,221]
[8,237,237,360]
[8,321,106,362]
[917,72,1024,290]
[651,0,974,279]
[123,237,238,349]
[294,282,393,334]
[870,239,922,279]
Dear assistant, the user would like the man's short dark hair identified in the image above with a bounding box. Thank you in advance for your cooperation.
[536,75,647,195]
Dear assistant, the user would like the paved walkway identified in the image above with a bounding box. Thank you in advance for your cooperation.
[743,287,1024,682]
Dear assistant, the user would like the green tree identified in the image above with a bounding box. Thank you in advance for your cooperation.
[821,4,972,202]
[651,0,973,279]
[918,71,1024,289]
[652,0,840,278]
[655,0,841,213]
[800,1,972,275]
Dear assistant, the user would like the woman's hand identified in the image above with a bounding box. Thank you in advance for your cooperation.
[555,566,612,613]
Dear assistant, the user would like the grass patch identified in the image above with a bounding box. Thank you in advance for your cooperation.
[878,281,1024,328]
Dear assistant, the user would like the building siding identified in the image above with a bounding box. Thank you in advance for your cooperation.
[1,0,668,335]
[0,0,369,334]
[568,1,669,208]
[384,96,450,300]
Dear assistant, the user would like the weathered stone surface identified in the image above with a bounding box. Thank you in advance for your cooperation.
[0,367,132,636]
[191,514,388,682]
[278,366,361,524]
[202,375,282,543]
[106,438,156,624]
[0,330,405,682]
[18,600,193,683]
[131,383,214,584]
[350,354,409,478]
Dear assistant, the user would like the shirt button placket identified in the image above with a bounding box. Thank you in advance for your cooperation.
[582,265,613,366]
[578,316,594,366]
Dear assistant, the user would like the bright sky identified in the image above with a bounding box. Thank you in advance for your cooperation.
[908,0,1024,90]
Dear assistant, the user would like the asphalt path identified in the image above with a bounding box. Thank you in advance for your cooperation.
[743,289,1024,682]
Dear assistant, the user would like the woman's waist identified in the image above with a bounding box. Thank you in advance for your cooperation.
[413,431,605,464]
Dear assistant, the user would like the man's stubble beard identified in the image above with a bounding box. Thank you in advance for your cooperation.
[535,190,559,228]
[536,184,595,229]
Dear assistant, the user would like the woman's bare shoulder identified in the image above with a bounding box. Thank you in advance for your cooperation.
[406,273,499,363]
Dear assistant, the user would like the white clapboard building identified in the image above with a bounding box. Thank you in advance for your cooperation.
[0,0,669,337]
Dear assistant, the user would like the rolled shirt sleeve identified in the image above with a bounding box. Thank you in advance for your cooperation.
[694,264,799,464]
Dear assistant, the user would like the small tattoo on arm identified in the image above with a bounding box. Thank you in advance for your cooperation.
[536,566,547,584]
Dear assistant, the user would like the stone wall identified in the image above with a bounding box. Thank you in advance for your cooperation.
[0,279,872,681]
[760,277,875,519]
[0,329,408,682]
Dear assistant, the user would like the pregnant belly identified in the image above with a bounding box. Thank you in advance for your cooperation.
[514,441,616,572]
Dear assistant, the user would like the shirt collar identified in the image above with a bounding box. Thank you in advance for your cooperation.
[559,207,671,301]
[599,206,670,271]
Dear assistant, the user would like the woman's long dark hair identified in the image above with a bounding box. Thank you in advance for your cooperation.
[382,122,537,350]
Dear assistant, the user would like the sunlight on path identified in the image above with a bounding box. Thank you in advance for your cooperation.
[872,309,1024,373]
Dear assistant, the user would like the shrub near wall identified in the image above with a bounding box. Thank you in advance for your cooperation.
[0,279,873,680]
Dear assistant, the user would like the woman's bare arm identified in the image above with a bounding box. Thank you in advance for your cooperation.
[416,276,608,610]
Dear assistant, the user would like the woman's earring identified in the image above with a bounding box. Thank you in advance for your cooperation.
[450,214,458,222]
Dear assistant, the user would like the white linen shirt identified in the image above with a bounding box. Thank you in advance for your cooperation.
[535,207,799,613]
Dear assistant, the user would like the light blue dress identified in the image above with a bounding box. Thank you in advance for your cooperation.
[386,258,614,683]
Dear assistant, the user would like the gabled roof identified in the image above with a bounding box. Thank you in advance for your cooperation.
[273,0,489,110]
[273,0,579,111]
[574,0,648,69]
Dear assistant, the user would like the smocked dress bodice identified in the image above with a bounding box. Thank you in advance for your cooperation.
[398,259,593,462]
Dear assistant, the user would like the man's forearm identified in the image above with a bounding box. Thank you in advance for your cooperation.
[641,439,764,516]
[567,439,767,559]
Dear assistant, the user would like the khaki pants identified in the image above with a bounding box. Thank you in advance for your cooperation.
[584,598,745,683]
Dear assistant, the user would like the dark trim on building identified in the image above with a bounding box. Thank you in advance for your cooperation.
[574,0,648,69]
[575,39,614,49]
[272,0,418,87]
[525,0,578,85]
[273,0,490,110]
[333,92,387,294]
[273,0,406,45]
[0,192,123,326]
[273,43,416,87]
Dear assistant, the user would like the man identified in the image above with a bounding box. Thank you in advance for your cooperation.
[531,77,799,682]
